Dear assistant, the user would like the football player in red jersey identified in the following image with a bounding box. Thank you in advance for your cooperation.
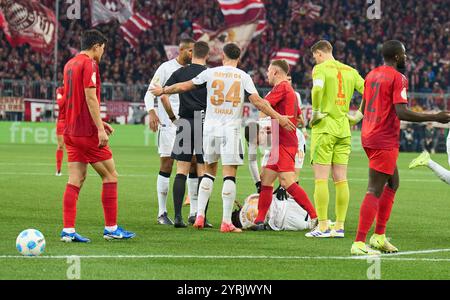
[60,29,135,243]
[55,86,65,176]
[351,40,450,255]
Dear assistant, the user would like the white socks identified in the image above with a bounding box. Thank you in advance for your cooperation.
[428,160,450,185]
[63,228,75,234]
[222,177,236,223]
[197,174,214,217]
[187,176,199,217]
[105,225,118,232]
[248,158,261,184]
[157,173,170,216]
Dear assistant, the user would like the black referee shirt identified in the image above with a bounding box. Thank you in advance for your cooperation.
[165,64,207,119]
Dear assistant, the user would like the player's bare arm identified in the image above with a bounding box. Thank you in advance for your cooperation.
[248,93,296,131]
[395,104,450,123]
[85,87,108,148]
[160,94,177,122]
[151,80,196,96]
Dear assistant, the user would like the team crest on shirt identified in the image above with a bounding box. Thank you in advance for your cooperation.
[91,72,97,85]
[401,88,407,100]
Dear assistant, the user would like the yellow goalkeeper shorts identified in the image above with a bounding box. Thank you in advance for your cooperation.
[310,133,351,165]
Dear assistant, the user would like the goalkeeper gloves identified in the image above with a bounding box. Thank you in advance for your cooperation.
[310,110,328,126]
[347,110,364,126]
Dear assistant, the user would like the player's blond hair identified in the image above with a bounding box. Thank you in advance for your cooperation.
[311,40,333,53]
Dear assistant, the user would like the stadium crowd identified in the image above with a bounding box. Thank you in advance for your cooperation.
[0,0,449,103]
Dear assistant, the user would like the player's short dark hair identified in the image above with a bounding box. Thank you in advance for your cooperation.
[382,40,405,61]
[179,38,195,49]
[193,41,210,59]
[310,40,333,53]
[223,43,241,60]
[271,60,290,74]
[80,29,108,51]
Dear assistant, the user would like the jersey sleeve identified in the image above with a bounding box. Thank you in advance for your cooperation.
[150,64,165,87]
[242,74,258,95]
[393,73,409,104]
[192,69,209,86]
[165,70,178,87]
[312,65,325,90]
[83,60,98,89]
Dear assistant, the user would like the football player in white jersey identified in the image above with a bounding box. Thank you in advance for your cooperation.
[151,43,295,233]
[409,129,450,185]
[144,38,195,225]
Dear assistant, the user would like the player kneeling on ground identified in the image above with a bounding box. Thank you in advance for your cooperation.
[60,29,135,242]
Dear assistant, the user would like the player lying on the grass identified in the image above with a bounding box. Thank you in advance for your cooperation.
[144,38,196,226]
[151,43,296,233]
[161,41,213,228]
[248,60,318,231]
[351,40,450,255]
[307,40,365,239]
[60,29,135,243]
[231,194,312,231]
[409,131,450,185]
[55,86,66,176]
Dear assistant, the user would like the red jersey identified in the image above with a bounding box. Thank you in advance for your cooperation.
[63,53,101,137]
[361,65,408,149]
[56,86,66,122]
[265,81,299,148]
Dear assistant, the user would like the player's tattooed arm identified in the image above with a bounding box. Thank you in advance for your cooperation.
[248,93,296,131]
[161,95,177,122]
[150,80,196,96]
[395,104,450,124]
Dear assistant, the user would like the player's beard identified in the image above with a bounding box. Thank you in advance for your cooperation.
[397,60,406,74]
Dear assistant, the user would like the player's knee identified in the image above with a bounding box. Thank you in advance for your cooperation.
[160,158,173,174]
[387,181,399,192]
[367,187,383,198]
[102,171,118,183]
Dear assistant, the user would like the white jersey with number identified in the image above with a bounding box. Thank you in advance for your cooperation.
[146,59,183,126]
[192,65,258,132]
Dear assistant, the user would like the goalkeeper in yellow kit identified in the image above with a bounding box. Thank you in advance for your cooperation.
[305,40,364,238]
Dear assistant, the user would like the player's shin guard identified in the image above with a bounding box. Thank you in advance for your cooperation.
[375,186,396,235]
[102,182,118,227]
[157,171,170,216]
[314,179,329,231]
[173,174,187,219]
[355,192,379,242]
[197,174,214,217]
[335,180,350,230]
[428,160,450,185]
[187,173,199,216]
[222,177,236,223]
[56,149,63,172]
[63,184,80,228]
[287,183,318,219]
[254,185,273,224]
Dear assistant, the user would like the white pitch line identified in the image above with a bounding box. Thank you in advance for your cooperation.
[1,248,450,262]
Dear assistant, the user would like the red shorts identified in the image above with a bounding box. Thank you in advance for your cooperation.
[364,147,399,175]
[64,134,113,164]
[264,145,297,173]
[56,121,65,136]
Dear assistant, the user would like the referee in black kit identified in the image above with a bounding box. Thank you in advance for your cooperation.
[162,41,212,228]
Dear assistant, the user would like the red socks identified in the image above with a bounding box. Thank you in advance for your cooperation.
[375,186,396,235]
[102,182,118,227]
[56,149,63,172]
[355,193,379,242]
[286,183,317,219]
[255,185,273,223]
[63,184,80,228]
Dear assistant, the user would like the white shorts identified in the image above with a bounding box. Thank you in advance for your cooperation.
[261,129,306,170]
[203,125,244,166]
[157,124,177,157]
[267,198,310,231]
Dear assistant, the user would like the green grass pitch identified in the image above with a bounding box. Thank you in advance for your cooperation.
[0,123,449,279]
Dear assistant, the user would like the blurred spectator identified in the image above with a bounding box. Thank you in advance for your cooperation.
[0,0,448,98]
[401,125,415,152]
[424,123,439,154]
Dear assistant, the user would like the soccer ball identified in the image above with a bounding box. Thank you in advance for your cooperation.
[16,229,46,256]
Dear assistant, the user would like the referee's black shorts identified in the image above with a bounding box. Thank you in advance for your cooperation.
[171,117,204,163]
